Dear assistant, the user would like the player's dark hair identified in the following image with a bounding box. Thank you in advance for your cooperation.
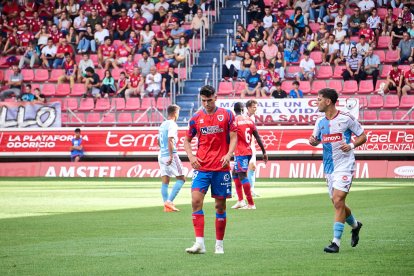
[74,128,81,133]
[233,102,244,114]
[199,85,216,97]
[318,88,338,104]
[167,104,180,115]
[246,99,257,108]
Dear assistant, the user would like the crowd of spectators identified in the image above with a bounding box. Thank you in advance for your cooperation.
[0,0,210,102]
[221,0,414,100]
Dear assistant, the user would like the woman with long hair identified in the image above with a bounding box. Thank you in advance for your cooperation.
[100,70,116,98]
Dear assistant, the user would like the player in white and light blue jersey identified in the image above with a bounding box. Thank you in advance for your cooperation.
[158,104,185,212]
[309,88,367,254]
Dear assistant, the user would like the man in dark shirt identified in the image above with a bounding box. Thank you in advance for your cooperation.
[391,18,407,50]
[242,65,262,98]
[83,67,101,99]
[109,0,127,20]
[309,0,326,23]
[271,82,287,98]
[248,19,267,45]
[349,7,365,35]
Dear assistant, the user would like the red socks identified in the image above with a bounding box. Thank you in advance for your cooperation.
[241,178,254,205]
[215,212,227,240]
[192,212,204,238]
[234,177,244,201]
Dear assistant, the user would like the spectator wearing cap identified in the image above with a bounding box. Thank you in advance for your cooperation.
[138,50,155,77]
[116,72,129,98]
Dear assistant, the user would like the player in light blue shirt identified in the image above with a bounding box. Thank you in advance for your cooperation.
[158,104,185,212]
[309,88,367,253]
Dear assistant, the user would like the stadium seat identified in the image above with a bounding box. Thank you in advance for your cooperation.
[375,79,387,92]
[148,111,164,124]
[69,112,85,124]
[21,69,34,81]
[140,97,154,110]
[48,97,63,108]
[286,66,300,78]
[311,80,328,94]
[377,36,391,49]
[234,82,247,95]
[175,67,187,80]
[378,8,387,19]
[333,66,346,78]
[94,98,111,111]
[393,8,402,17]
[378,110,393,122]
[78,98,95,111]
[385,50,399,63]
[246,24,254,32]
[400,65,410,72]
[34,69,49,82]
[367,95,384,108]
[41,84,56,96]
[71,83,87,96]
[86,112,101,124]
[394,110,410,123]
[156,97,171,110]
[380,65,391,79]
[0,70,3,82]
[55,84,71,96]
[329,80,343,93]
[285,9,294,17]
[299,81,311,94]
[112,97,125,111]
[353,95,368,108]
[341,80,357,94]
[133,54,143,63]
[111,68,122,80]
[133,111,148,124]
[61,113,68,125]
[281,81,293,92]
[95,69,105,80]
[310,51,323,64]
[90,54,99,65]
[399,95,414,108]
[152,25,161,33]
[49,69,65,82]
[218,81,234,96]
[63,97,78,111]
[4,69,13,81]
[102,113,116,124]
[358,80,374,94]
[125,98,140,111]
[316,66,333,79]
[374,50,385,63]
[350,36,359,44]
[383,95,400,108]
[309,22,319,32]
[118,112,132,125]
[361,110,378,123]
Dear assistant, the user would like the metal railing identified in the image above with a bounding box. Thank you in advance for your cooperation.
[240,1,247,26]
[233,15,239,40]
[185,48,192,80]
[219,43,225,86]
[212,58,218,91]
[171,77,177,104]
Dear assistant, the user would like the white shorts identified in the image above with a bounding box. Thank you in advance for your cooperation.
[158,154,184,177]
[326,172,353,198]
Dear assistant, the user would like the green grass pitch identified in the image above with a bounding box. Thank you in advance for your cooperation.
[0,178,413,275]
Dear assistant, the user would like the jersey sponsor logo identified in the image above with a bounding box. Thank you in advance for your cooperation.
[322,133,343,143]
[217,115,224,122]
[223,173,230,181]
[200,126,224,135]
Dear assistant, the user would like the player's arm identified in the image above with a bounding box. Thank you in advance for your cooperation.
[220,131,237,168]
[252,130,268,164]
[309,122,321,146]
[184,136,201,169]
[166,137,174,165]
[340,132,367,152]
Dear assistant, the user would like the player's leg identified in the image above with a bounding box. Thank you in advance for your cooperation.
[165,155,185,211]
[248,159,259,197]
[238,171,255,209]
[186,171,209,254]
[345,204,363,247]
[231,157,246,209]
[161,175,171,211]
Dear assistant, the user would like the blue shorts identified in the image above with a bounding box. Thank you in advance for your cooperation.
[71,154,83,161]
[234,155,251,173]
[191,170,232,199]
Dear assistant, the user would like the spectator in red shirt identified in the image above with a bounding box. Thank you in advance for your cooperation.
[29,12,45,35]
[15,11,29,32]
[359,22,375,45]
[58,52,77,89]
[402,62,414,97]
[123,54,135,75]
[114,8,132,40]
[24,0,37,20]
[2,0,19,20]
[38,0,54,22]
[156,53,170,74]
[116,40,132,66]
[131,11,148,34]
[125,67,144,99]
[17,25,34,55]
[155,23,170,47]
[53,37,74,68]
[380,62,403,96]
[2,26,19,56]
[98,36,118,70]
[247,38,262,60]
[50,24,64,44]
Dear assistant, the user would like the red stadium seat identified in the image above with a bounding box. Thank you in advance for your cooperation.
[125,97,140,111]
[111,68,122,80]
[234,82,247,95]
[311,80,328,94]
[400,65,410,72]
[90,54,99,65]
[342,80,357,94]
[380,65,392,79]
[378,8,387,19]
[95,69,105,80]
[70,112,85,124]
[21,69,34,81]
[49,69,65,82]
[350,36,359,44]
[333,66,346,78]
[286,66,300,78]
[393,8,402,17]
[41,84,56,96]
[383,95,400,108]
[55,84,71,96]
[156,97,171,110]
[34,69,49,82]
[247,24,254,32]
[0,70,3,82]
[367,95,384,108]
[133,111,148,124]
[353,95,368,108]
[140,97,154,110]
[175,67,187,80]
[48,98,63,108]
[218,81,234,96]
[361,110,378,123]
[378,110,393,122]
[329,80,343,93]
[61,113,68,125]
[309,22,319,33]
[78,98,95,111]
[94,98,111,111]
[118,112,132,124]
[400,95,414,108]
[310,51,323,64]
[86,112,101,124]
[358,80,374,94]
[102,113,116,124]
[375,79,387,92]
[63,97,78,111]
[385,50,399,63]
[71,83,87,96]
[374,50,385,63]
[133,54,143,63]
[285,9,294,17]
[377,37,391,49]
[189,38,201,52]
[316,66,333,79]
[4,69,13,81]
[281,80,293,92]
[394,110,411,123]
[112,97,125,111]
[299,81,311,94]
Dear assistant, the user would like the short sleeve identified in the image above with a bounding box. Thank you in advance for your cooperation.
[168,122,178,138]
[312,118,322,141]
[227,110,237,132]
[187,116,198,138]
[348,116,364,137]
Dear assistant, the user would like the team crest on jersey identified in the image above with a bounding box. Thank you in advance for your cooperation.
[217,115,224,122]
[223,173,230,181]
[342,175,348,181]
[200,119,204,123]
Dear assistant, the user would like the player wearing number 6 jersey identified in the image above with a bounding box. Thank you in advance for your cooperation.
[158,104,185,212]
[309,88,367,253]
[231,102,268,210]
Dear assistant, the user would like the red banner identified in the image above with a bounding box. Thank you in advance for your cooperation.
[0,161,413,178]
[0,126,413,157]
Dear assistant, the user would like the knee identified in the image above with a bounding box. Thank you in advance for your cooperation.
[215,202,226,213]
[333,197,345,210]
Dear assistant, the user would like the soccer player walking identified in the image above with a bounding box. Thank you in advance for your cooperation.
[158,104,185,212]
[246,100,260,197]
[184,85,237,254]
[309,88,367,253]
[231,102,268,210]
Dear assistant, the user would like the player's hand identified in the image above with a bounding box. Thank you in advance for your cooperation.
[340,142,352,152]
[220,154,232,168]
[166,156,173,166]
[189,156,201,169]
[263,153,268,164]
[309,135,320,146]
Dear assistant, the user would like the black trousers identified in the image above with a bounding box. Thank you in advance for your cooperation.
[222,64,238,78]
[342,69,366,83]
